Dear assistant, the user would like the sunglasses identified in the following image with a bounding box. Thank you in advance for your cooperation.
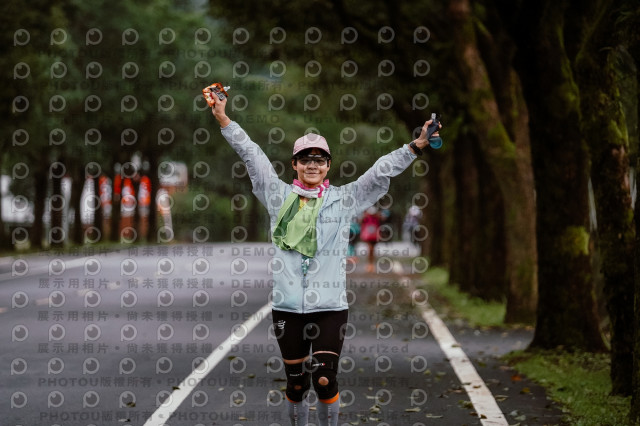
[297,156,329,166]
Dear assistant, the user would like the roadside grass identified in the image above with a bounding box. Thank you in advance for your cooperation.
[420,266,630,426]
[503,350,630,426]
[421,267,506,328]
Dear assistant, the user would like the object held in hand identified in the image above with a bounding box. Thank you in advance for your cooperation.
[427,112,443,149]
[202,83,230,107]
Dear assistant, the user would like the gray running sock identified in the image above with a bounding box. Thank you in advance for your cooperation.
[287,398,310,426]
[317,395,340,426]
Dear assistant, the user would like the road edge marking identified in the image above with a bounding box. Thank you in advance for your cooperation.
[420,306,509,425]
[395,260,508,426]
[142,302,271,426]
[0,256,89,283]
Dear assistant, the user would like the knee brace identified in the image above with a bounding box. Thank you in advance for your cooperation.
[284,362,311,402]
[310,353,339,401]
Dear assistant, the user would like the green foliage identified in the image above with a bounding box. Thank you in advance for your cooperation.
[1,0,239,244]
[504,350,631,425]
[170,186,233,242]
[209,0,443,234]
[3,0,435,246]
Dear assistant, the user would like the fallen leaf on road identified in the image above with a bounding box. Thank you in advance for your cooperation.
[425,413,444,418]
[458,400,474,409]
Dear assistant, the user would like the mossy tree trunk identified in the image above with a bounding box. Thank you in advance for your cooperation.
[510,0,607,350]
[422,154,447,267]
[474,150,507,301]
[451,132,506,301]
[633,155,640,422]
[451,134,480,294]
[626,2,640,421]
[573,0,636,395]
[449,0,537,323]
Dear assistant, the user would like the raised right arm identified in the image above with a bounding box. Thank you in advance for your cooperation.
[213,99,287,214]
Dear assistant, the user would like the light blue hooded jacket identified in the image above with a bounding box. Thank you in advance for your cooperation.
[221,121,417,313]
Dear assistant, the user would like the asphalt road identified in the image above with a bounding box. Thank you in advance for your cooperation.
[0,243,564,425]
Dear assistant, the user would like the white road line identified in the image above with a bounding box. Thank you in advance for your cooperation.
[394,260,508,426]
[420,299,508,425]
[143,302,272,426]
[35,297,51,306]
[0,257,89,283]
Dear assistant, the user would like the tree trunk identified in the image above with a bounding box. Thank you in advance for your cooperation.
[90,172,103,244]
[422,154,447,266]
[30,168,47,250]
[71,165,84,245]
[50,161,64,249]
[574,0,636,395]
[147,152,160,244]
[451,134,479,293]
[632,158,640,422]
[0,159,10,250]
[451,133,506,301]
[512,0,607,350]
[449,0,537,323]
[474,144,507,302]
[246,196,260,241]
[627,2,640,419]
[110,163,122,243]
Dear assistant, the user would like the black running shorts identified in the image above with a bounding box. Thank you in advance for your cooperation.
[271,309,349,360]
